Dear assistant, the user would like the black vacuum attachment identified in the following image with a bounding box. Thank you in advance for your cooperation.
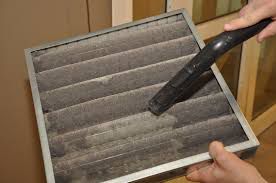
[148,18,272,116]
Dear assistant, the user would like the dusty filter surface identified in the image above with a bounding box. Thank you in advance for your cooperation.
[27,11,252,183]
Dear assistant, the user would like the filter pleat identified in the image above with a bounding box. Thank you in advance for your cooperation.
[27,13,248,183]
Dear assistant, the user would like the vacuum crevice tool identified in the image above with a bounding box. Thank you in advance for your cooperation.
[148,18,272,116]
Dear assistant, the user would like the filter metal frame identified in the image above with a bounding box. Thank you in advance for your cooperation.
[25,9,259,183]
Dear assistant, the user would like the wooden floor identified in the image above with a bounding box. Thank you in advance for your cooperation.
[165,123,276,183]
[249,123,276,182]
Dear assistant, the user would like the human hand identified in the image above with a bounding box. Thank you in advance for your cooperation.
[186,141,267,183]
[224,0,276,42]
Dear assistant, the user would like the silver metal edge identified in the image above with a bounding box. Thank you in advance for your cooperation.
[25,49,56,183]
[103,141,255,183]
[181,10,259,147]
[25,9,259,183]
[28,9,186,52]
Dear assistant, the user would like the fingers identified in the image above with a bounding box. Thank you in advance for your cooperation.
[186,164,212,182]
[224,9,267,31]
[224,0,275,31]
[239,4,250,17]
[186,169,202,182]
[257,20,276,42]
[186,161,212,175]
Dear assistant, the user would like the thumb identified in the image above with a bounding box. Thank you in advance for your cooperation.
[209,141,236,169]
[209,141,226,160]
[209,141,244,171]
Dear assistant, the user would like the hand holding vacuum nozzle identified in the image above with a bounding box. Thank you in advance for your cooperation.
[148,18,272,116]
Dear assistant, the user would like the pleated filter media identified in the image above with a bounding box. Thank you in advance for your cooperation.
[25,10,259,183]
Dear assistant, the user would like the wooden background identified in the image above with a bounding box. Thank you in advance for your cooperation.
[0,0,275,182]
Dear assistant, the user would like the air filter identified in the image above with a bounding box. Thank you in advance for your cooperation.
[25,9,259,183]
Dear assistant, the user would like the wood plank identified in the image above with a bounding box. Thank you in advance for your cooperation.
[254,37,276,99]
[192,0,203,23]
[196,12,239,40]
[88,0,112,31]
[166,0,193,16]
[216,0,231,15]
[0,0,89,182]
[251,104,276,136]
[201,0,217,22]
[247,122,276,182]
[217,53,231,70]
[237,37,261,121]
[133,0,165,20]
[112,0,133,26]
